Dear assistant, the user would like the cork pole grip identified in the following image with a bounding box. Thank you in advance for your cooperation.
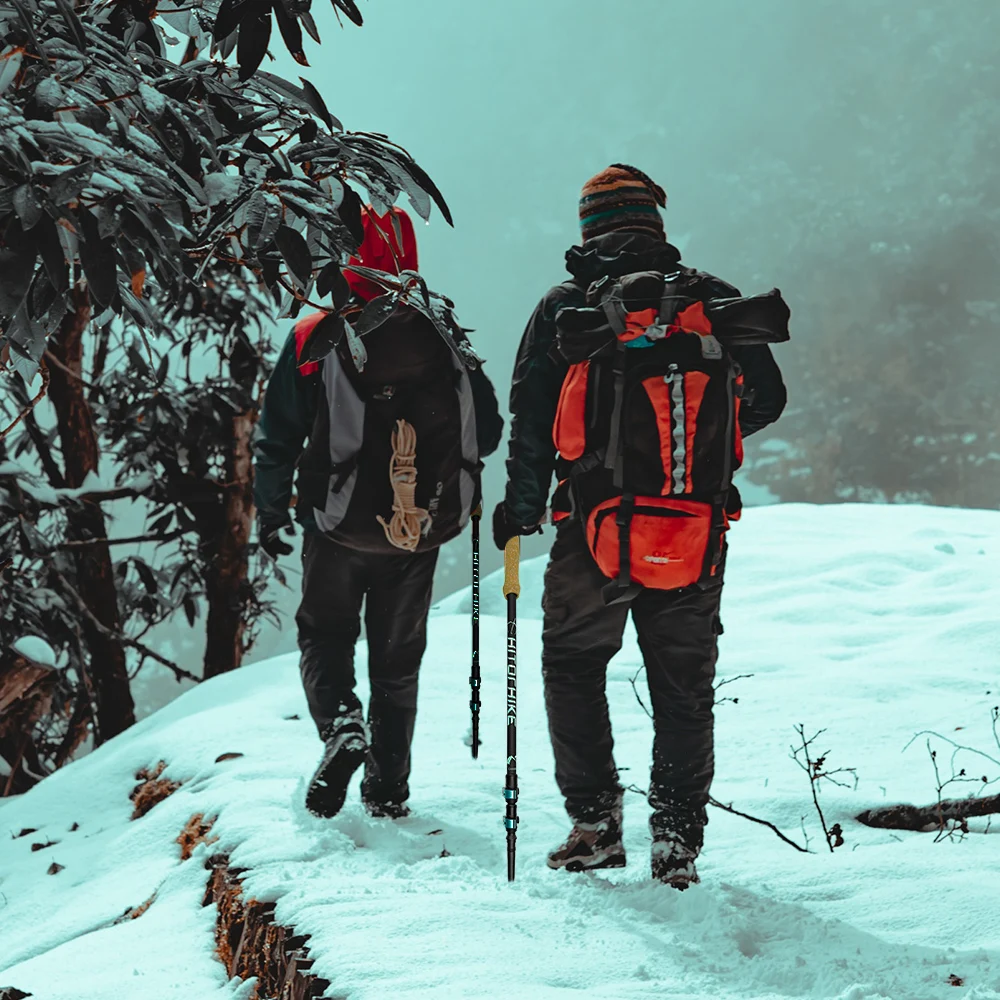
[503,536,521,598]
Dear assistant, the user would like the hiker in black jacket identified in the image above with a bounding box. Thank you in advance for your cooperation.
[493,165,786,887]
[255,206,503,821]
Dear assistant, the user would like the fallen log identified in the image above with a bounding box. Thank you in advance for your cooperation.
[856,794,1000,831]
[203,855,330,1000]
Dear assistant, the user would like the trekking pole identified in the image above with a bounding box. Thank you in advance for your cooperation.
[502,535,520,882]
[470,504,482,759]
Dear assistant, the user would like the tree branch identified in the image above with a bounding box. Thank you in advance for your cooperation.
[0,362,50,440]
[53,570,200,684]
[56,527,186,550]
[709,796,811,852]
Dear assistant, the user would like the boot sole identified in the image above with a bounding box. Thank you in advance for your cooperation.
[305,744,366,819]
[652,867,700,890]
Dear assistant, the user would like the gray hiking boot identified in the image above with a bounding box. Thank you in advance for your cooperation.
[547,806,626,872]
[305,712,368,818]
[651,836,700,890]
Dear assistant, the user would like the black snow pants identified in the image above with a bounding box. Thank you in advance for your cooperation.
[296,531,439,805]
[541,520,723,850]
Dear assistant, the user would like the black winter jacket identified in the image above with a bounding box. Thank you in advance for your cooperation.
[503,232,787,526]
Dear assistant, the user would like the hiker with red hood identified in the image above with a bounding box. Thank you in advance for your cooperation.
[254,207,503,820]
[494,165,788,887]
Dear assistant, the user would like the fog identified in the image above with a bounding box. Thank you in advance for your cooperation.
[164,0,1000,677]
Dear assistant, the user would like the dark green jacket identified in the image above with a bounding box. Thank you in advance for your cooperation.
[503,232,787,526]
[254,315,504,532]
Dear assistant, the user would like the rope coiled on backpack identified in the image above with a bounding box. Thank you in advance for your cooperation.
[377,419,431,552]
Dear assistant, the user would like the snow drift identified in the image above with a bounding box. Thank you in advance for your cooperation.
[1,504,999,1000]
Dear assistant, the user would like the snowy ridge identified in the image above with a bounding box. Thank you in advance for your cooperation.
[1,504,999,999]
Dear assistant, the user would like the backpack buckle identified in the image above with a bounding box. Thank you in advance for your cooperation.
[699,334,723,360]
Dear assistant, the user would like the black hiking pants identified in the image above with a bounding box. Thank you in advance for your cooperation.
[296,532,439,805]
[541,520,723,850]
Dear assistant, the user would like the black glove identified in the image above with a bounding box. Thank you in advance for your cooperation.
[492,502,542,551]
[259,518,294,559]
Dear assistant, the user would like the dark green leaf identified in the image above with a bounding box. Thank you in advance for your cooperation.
[214,0,246,41]
[51,0,88,51]
[300,10,320,43]
[274,224,312,290]
[48,163,94,207]
[78,210,118,308]
[330,0,363,27]
[352,292,397,338]
[133,558,158,595]
[237,8,272,82]
[127,341,151,378]
[0,243,36,315]
[274,3,307,65]
[301,311,342,364]
[338,184,364,246]
[183,593,198,627]
[246,190,283,249]
[399,156,453,227]
[316,262,349,305]
[298,77,341,131]
[13,185,43,230]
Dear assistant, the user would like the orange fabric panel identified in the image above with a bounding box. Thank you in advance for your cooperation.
[682,371,710,492]
[293,311,327,376]
[674,300,712,336]
[586,496,717,590]
[552,361,590,460]
[641,376,676,493]
[552,510,570,523]
[620,307,658,343]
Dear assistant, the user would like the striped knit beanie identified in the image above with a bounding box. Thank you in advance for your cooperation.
[578,163,667,242]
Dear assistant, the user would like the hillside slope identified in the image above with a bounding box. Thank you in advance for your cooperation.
[1,504,999,1000]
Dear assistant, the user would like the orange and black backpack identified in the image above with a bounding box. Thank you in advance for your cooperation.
[551,269,789,603]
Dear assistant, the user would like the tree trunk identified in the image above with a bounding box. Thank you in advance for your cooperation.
[203,409,255,678]
[47,288,135,741]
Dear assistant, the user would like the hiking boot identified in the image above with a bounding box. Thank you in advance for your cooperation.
[305,713,367,818]
[547,806,626,872]
[651,837,700,890]
[363,797,411,820]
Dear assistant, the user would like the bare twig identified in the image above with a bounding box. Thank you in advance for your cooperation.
[790,724,858,852]
[715,672,754,706]
[708,796,810,853]
[0,361,50,440]
[894,721,1000,840]
[625,781,810,854]
[53,570,200,684]
[628,665,652,719]
[56,528,186,550]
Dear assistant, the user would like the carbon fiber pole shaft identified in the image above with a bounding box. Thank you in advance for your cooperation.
[470,505,482,759]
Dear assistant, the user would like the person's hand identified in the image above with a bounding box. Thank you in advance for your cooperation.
[259,518,294,559]
[491,502,542,551]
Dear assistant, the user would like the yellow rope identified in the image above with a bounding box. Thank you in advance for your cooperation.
[376,419,431,552]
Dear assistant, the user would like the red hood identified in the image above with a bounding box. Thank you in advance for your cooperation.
[344,206,419,302]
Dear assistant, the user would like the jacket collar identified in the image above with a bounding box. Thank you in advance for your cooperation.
[564,231,683,285]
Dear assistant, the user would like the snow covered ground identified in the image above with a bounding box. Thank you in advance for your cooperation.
[1,504,999,1000]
